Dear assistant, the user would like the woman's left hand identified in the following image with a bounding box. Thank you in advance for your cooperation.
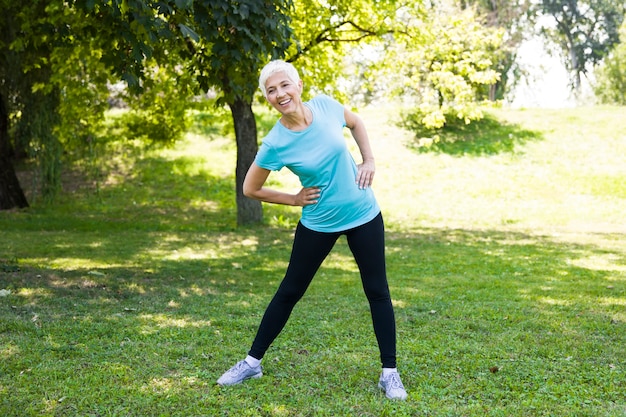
[356,159,375,189]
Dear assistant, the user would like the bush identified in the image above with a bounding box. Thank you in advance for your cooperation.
[118,65,194,146]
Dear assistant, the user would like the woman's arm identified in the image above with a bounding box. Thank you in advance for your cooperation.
[243,162,320,206]
[344,107,375,189]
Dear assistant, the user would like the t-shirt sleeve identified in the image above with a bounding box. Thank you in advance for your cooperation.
[255,141,284,171]
[317,95,346,127]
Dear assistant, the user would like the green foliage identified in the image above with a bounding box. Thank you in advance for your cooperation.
[188,100,234,138]
[73,0,185,88]
[538,0,626,90]
[0,0,66,201]
[387,6,503,129]
[0,0,191,203]
[0,0,231,205]
[285,0,397,103]
[455,0,534,100]
[594,21,626,105]
[189,0,294,105]
[116,64,194,146]
[15,92,63,202]
[48,22,112,188]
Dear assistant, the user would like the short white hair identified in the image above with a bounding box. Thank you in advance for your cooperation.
[258,60,301,98]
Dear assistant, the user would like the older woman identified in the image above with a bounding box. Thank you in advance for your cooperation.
[216,60,407,400]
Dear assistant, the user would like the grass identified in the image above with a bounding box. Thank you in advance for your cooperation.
[1,104,625,416]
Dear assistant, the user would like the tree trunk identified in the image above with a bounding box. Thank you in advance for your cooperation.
[229,97,262,225]
[0,93,29,210]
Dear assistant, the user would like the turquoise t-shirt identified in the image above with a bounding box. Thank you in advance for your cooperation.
[255,94,380,233]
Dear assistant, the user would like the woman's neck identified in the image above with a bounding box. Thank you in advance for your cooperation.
[280,105,312,131]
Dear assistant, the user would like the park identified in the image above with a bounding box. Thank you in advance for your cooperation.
[1,1,625,416]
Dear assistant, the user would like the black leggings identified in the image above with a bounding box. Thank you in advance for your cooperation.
[248,212,397,368]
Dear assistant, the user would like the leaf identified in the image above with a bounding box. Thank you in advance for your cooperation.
[179,23,199,42]
[175,0,193,10]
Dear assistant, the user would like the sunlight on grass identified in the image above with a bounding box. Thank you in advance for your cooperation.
[569,254,626,272]
[123,282,146,294]
[266,404,291,416]
[164,247,212,261]
[177,285,219,297]
[225,299,253,308]
[16,287,52,299]
[145,377,176,393]
[392,299,408,308]
[364,106,626,234]
[596,296,626,307]
[1,343,19,359]
[139,314,212,330]
[537,296,571,306]
[136,233,261,263]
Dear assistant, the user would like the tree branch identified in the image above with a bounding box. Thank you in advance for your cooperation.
[288,19,390,62]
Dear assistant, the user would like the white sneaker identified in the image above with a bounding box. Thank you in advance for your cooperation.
[217,360,263,386]
[378,371,408,400]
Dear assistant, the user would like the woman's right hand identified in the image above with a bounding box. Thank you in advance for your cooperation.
[294,187,321,206]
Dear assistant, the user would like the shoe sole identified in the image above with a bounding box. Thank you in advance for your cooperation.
[217,371,263,386]
[249,372,263,381]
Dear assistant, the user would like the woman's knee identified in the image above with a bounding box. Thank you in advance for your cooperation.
[275,284,307,305]
[363,281,391,302]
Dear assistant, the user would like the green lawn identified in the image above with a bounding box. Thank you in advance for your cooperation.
[1,105,625,416]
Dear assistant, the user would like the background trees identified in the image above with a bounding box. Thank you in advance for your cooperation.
[456,0,534,101]
[382,4,504,129]
[538,0,626,92]
[285,0,397,99]
[0,0,294,225]
[1,0,625,223]
[593,20,626,104]
[0,0,61,208]
[0,0,186,208]
[182,1,293,225]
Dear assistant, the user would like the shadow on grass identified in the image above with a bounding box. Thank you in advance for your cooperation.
[405,113,544,156]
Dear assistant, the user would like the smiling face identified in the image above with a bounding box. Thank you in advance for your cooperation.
[264,71,304,116]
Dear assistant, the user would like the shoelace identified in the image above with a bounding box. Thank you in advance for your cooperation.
[385,373,405,389]
[229,361,249,375]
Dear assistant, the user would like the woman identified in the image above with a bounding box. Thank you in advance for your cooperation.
[216,60,407,400]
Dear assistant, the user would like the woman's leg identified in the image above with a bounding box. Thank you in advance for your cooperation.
[248,222,339,359]
[346,213,397,368]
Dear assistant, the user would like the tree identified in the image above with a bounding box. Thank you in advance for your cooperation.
[594,20,626,104]
[0,0,187,208]
[0,0,293,224]
[0,0,61,207]
[186,1,293,225]
[2,0,511,226]
[383,4,503,129]
[538,0,626,91]
[456,0,534,100]
[0,95,29,209]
